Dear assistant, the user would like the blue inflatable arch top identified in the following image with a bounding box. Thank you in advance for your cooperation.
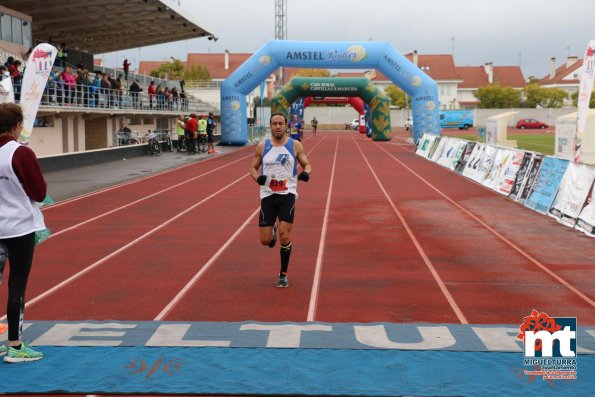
[220,40,440,145]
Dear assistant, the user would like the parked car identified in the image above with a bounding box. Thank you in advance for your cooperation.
[346,118,359,130]
[516,118,548,129]
[405,117,413,131]
[440,110,473,130]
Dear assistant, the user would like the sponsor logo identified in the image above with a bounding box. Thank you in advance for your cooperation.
[286,51,325,61]
[230,101,240,110]
[275,153,289,165]
[517,309,577,380]
[234,54,273,88]
[410,75,422,87]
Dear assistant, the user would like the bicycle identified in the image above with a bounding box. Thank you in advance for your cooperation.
[177,135,188,152]
[161,129,174,152]
[147,130,161,156]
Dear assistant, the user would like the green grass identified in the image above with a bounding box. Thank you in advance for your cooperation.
[442,132,555,155]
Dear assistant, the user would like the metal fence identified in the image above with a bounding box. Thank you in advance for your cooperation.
[12,82,219,114]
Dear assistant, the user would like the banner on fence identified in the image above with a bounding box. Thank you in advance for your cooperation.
[430,136,449,163]
[416,134,439,159]
[462,143,486,180]
[508,152,534,200]
[525,157,569,214]
[0,77,14,104]
[454,142,477,174]
[472,144,498,183]
[482,148,510,191]
[495,150,527,196]
[549,162,595,226]
[576,180,595,237]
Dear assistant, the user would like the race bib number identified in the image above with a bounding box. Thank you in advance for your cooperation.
[266,175,289,193]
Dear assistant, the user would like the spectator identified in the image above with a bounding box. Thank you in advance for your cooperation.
[185,113,198,154]
[129,79,143,109]
[172,87,179,110]
[91,72,102,108]
[0,103,48,362]
[61,66,76,105]
[148,81,156,109]
[8,60,22,101]
[156,84,164,109]
[118,122,132,145]
[179,79,185,93]
[56,43,68,68]
[123,58,131,80]
[100,73,111,108]
[115,74,124,108]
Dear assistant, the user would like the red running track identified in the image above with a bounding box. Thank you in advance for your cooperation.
[1,131,594,329]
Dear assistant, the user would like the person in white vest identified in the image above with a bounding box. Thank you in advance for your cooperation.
[250,112,312,287]
[0,103,47,362]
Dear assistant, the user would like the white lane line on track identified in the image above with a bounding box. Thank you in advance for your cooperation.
[356,140,468,324]
[384,143,595,309]
[307,137,340,322]
[154,207,260,321]
[44,154,254,240]
[0,174,251,321]
[156,135,328,321]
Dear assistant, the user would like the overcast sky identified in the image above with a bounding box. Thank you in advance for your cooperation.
[99,0,595,79]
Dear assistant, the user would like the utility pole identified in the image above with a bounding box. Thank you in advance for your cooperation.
[274,0,287,93]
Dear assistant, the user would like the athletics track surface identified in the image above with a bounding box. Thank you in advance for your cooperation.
[0,130,593,396]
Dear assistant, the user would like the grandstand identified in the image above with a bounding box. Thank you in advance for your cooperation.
[0,0,216,157]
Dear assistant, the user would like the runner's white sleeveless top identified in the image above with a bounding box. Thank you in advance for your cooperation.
[260,137,298,199]
[0,140,45,238]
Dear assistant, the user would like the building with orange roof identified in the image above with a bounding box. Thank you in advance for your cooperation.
[538,56,584,105]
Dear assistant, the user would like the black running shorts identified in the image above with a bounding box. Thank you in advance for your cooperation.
[259,193,296,227]
[207,131,214,143]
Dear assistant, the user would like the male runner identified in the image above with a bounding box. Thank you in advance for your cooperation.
[250,112,311,287]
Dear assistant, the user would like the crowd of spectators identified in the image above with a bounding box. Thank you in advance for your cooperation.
[1,52,192,112]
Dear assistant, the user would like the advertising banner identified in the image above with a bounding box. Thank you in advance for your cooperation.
[556,117,576,160]
[516,154,544,203]
[549,162,595,226]
[416,134,438,158]
[508,152,534,200]
[0,77,14,104]
[496,150,527,196]
[576,180,595,237]
[574,40,595,162]
[462,143,486,180]
[454,141,477,174]
[430,136,449,163]
[525,157,569,214]
[482,148,511,191]
[472,144,498,183]
[18,43,57,144]
[437,138,462,168]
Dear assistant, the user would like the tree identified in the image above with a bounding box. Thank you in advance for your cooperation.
[253,96,271,107]
[570,91,595,108]
[384,84,410,108]
[149,60,211,80]
[294,68,331,77]
[183,64,211,80]
[150,59,184,79]
[474,83,521,108]
[522,83,567,108]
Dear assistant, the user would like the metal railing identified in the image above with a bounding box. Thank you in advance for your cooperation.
[12,82,219,114]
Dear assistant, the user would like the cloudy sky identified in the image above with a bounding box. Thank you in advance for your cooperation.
[99,0,595,79]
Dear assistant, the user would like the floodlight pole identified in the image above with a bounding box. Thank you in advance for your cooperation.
[274,0,287,93]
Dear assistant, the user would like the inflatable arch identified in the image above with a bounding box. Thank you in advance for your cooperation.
[272,77,388,139]
[303,96,366,133]
[221,40,440,145]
